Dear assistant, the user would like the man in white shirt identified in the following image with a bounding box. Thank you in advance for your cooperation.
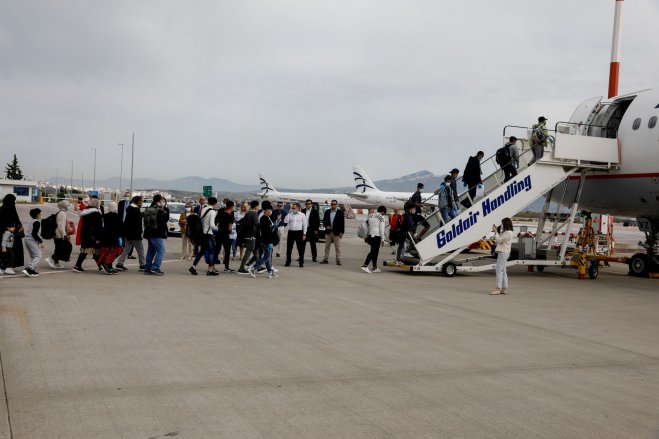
[285,202,307,267]
[189,197,219,276]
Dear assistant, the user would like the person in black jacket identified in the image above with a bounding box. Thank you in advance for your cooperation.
[320,200,345,265]
[142,194,169,275]
[248,201,281,278]
[0,194,24,268]
[462,151,484,207]
[302,199,321,262]
[73,198,103,273]
[237,200,260,274]
[97,202,123,274]
[115,196,145,271]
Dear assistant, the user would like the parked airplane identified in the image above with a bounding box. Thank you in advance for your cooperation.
[349,165,439,209]
[256,173,358,205]
[549,88,659,275]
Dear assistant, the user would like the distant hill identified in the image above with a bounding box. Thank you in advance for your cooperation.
[47,170,557,212]
[49,176,258,193]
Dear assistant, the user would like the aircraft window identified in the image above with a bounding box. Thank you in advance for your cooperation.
[649,116,657,129]
[632,118,642,130]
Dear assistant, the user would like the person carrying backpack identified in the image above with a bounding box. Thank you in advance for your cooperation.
[435,175,459,224]
[530,116,549,164]
[115,196,146,271]
[142,194,169,276]
[46,200,73,270]
[498,136,520,182]
[189,197,218,276]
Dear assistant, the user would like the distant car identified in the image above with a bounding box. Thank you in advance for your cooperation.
[317,203,330,241]
[166,202,187,236]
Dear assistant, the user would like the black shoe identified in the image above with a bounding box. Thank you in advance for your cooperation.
[237,269,250,275]
[312,258,317,262]
[139,265,146,272]
[143,270,152,275]
[284,262,291,267]
[319,260,328,264]
[115,264,128,271]
[189,266,198,276]
[207,270,219,276]
[299,264,304,268]
[72,266,85,273]
[128,255,136,259]
[256,267,267,274]
[224,268,235,273]
[100,265,109,274]
[151,269,164,276]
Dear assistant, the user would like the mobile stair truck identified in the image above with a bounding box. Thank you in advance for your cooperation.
[384,122,620,279]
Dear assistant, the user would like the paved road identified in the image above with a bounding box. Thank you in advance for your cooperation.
[0,205,657,438]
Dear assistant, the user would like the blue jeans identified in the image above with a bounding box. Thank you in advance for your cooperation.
[193,235,215,267]
[145,237,165,271]
[254,243,273,273]
[440,207,459,224]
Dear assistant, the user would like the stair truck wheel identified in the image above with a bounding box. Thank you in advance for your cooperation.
[536,265,545,272]
[442,263,457,277]
[588,262,599,280]
[629,253,650,277]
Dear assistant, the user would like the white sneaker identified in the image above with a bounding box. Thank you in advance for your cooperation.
[55,263,64,269]
[4,268,15,275]
[46,257,57,269]
[248,267,256,278]
[268,271,279,279]
[371,268,381,273]
[360,266,371,273]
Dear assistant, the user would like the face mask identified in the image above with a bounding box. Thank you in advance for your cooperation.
[292,208,297,214]
[185,207,191,212]
[124,196,129,201]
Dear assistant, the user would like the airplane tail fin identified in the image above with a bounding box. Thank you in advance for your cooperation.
[258,173,280,197]
[352,165,379,194]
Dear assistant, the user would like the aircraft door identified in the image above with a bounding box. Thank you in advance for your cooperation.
[569,96,603,126]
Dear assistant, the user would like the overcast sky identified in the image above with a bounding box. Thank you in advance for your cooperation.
[1,0,658,188]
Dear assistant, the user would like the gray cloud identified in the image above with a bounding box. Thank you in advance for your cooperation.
[1,0,658,189]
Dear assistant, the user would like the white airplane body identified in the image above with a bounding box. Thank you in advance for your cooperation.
[257,174,356,205]
[552,89,659,219]
[350,166,439,209]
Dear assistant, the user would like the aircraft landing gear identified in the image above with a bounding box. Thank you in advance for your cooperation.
[630,218,659,277]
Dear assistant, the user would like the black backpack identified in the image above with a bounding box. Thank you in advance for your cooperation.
[40,213,59,240]
[143,206,158,230]
[532,127,546,144]
[186,209,210,245]
[495,144,511,166]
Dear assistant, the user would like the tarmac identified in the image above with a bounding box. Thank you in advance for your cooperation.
[1,207,658,438]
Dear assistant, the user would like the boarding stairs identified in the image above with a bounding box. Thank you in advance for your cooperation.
[389,122,621,275]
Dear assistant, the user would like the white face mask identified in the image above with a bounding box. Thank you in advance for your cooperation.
[185,207,191,212]
[124,196,130,201]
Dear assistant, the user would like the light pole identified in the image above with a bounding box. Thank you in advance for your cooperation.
[55,167,59,199]
[69,160,74,198]
[130,132,134,196]
[91,147,97,191]
[117,142,124,197]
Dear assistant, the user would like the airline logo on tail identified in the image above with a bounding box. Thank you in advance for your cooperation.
[352,165,377,193]
[259,174,278,197]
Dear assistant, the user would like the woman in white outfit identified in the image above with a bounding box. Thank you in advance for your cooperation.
[361,206,386,273]
[491,217,514,295]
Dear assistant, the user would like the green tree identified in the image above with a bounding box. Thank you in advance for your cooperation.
[5,154,24,180]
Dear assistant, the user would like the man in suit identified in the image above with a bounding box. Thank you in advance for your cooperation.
[462,151,484,207]
[117,191,132,223]
[320,200,345,266]
[302,199,321,262]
